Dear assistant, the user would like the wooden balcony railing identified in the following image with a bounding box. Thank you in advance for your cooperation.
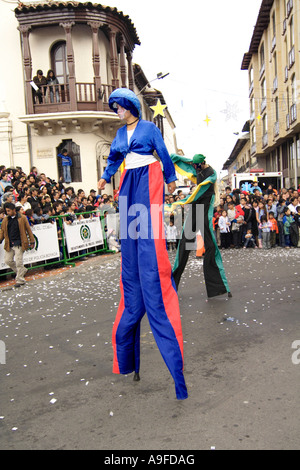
[31,82,116,114]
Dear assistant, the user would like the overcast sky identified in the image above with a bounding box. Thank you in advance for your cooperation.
[103,0,263,175]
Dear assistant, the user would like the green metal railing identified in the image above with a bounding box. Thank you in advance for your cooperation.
[0,209,115,278]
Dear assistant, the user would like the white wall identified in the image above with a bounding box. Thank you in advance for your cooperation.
[0,2,30,172]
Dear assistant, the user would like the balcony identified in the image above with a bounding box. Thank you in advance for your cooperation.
[31,83,115,114]
[15,1,140,126]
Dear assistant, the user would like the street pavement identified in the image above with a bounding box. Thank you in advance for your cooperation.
[0,247,299,450]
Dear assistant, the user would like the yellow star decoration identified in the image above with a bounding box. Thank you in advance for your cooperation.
[150,99,167,118]
[257,114,262,122]
[204,115,211,126]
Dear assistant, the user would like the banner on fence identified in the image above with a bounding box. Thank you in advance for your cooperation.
[63,217,104,254]
[106,213,120,238]
[0,223,60,270]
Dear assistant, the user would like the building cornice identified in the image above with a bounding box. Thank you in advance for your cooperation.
[15,1,140,50]
[241,0,274,70]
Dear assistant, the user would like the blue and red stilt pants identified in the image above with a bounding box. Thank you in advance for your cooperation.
[112,161,188,400]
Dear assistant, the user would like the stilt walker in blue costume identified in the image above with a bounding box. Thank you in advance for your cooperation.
[170,153,231,298]
[98,88,188,400]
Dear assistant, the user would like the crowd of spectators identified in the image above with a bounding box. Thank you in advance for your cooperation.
[163,182,300,250]
[0,164,117,222]
[0,164,121,262]
[1,164,300,256]
[213,183,300,250]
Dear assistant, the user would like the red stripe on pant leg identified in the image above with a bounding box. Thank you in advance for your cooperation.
[148,162,184,362]
[112,260,125,374]
[111,170,127,374]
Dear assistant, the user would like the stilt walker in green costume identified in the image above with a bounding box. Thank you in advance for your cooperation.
[170,153,232,298]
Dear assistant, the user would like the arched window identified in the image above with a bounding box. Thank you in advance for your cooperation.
[51,41,69,85]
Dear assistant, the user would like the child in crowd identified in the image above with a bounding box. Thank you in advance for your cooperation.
[166,219,177,251]
[107,228,121,253]
[276,199,287,247]
[259,215,272,249]
[231,214,244,248]
[282,207,294,248]
[243,229,257,248]
[218,209,231,249]
[268,211,279,248]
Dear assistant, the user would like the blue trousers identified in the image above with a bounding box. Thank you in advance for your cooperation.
[112,162,188,400]
[63,166,71,183]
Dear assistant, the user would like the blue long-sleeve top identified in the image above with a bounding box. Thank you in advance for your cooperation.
[58,153,72,167]
[101,120,177,184]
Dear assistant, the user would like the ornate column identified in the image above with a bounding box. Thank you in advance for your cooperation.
[126,51,134,91]
[88,21,103,110]
[119,35,127,88]
[18,25,33,114]
[59,22,77,110]
[109,28,119,88]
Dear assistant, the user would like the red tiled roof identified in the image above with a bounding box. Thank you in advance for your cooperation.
[15,1,140,45]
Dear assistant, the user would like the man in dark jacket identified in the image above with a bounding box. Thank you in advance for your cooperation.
[27,187,41,212]
[0,203,35,286]
[32,69,48,103]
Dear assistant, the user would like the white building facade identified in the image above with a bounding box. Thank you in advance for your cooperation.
[0,1,179,194]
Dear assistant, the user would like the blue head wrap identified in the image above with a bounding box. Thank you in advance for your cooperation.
[109,88,141,118]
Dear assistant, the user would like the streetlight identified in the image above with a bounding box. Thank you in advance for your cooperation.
[137,72,170,96]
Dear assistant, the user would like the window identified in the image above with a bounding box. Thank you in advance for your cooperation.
[273,52,277,76]
[57,139,82,183]
[51,41,69,85]
[260,43,265,72]
[250,96,255,120]
[291,74,297,104]
[261,78,267,112]
[275,97,279,121]
[249,66,254,88]
[251,125,256,144]
[262,114,268,135]
[289,15,294,48]
[272,12,276,37]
